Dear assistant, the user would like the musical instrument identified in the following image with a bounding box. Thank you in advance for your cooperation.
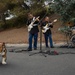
[42,19,57,33]
[28,16,40,32]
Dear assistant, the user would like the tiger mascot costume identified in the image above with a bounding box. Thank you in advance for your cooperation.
[0,42,7,64]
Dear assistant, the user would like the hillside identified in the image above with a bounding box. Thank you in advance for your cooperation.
[0,14,67,44]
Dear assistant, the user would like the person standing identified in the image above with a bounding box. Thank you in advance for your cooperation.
[26,13,39,51]
[41,16,54,48]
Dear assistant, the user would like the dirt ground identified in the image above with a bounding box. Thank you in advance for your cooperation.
[0,27,66,44]
[0,14,67,44]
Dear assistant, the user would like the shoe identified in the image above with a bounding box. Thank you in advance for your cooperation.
[46,46,49,48]
[46,47,49,48]
[27,48,32,51]
[34,48,37,50]
[51,46,54,48]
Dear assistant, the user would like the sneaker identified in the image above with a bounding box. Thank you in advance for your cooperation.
[34,48,37,50]
[27,48,32,51]
[46,47,49,48]
[46,46,49,48]
[51,46,54,48]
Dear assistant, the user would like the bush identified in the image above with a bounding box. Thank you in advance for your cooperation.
[14,14,27,27]
[0,22,5,31]
[7,3,17,10]
[0,19,15,29]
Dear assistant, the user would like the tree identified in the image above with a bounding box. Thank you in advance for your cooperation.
[0,0,54,29]
[51,0,75,24]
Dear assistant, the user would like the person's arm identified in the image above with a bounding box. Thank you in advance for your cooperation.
[49,23,53,28]
[33,16,40,26]
[33,19,40,26]
[49,25,53,28]
[40,22,46,29]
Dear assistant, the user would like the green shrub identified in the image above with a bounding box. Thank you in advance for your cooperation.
[14,14,27,27]
[7,3,17,10]
[0,22,4,29]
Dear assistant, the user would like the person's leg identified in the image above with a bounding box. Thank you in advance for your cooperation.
[49,34,54,48]
[44,34,49,48]
[28,33,33,50]
[34,33,38,50]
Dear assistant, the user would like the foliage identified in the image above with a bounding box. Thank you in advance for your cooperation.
[0,0,54,30]
[51,0,75,23]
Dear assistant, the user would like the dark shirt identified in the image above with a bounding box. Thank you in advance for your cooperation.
[27,17,39,34]
[41,21,53,34]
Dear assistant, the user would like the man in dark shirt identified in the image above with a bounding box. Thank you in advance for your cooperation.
[27,13,39,51]
[41,16,54,48]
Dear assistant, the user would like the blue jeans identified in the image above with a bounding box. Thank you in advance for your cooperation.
[28,33,38,49]
[44,34,53,47]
